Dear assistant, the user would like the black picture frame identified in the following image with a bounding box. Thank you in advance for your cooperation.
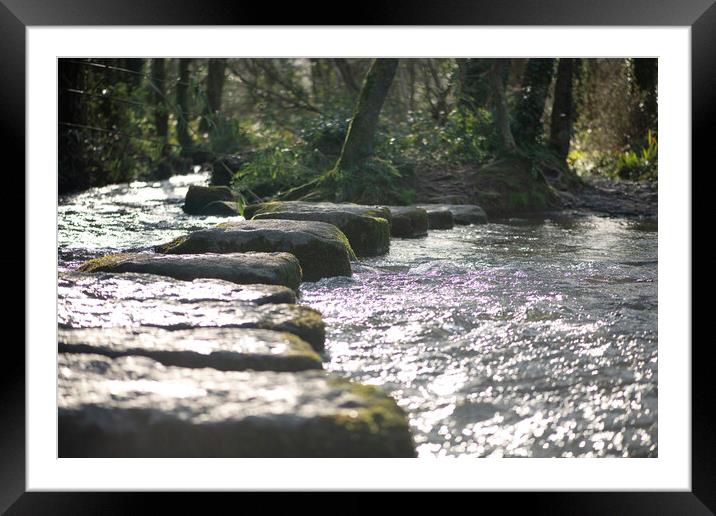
[3,0,708,513]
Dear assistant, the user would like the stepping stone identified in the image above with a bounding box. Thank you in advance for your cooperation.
[77,252,302,291]
[183,185,234,214]
[248,201,390,257]
[244,201,391,221]
[156,219,354,282]
[417,204,488,225]
[58,353,416,457]
[58,327,322,372]
[386,206,428,238]
[59,271,296,306]
[59,281,326,351]
[196,200,242,216]
[420,207,454,230]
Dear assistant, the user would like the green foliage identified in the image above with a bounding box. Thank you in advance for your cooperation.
[59,78,161,192]
[583,130,658,181]
[232,147,326,200]
[334,157,416,205]
[201,114,252,154]
[298,114,351,157]
[376,108,495,164]
[614,130,658,180]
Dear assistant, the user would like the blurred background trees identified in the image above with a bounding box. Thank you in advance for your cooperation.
[58,57,657,198]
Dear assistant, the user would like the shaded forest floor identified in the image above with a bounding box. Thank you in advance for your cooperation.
[414,163,657,219]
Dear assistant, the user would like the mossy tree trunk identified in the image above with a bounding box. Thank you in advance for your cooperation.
[488,59,518,155]
[334,58,399,171]
[512,58,555,147]
[549,58,577,165]
[200,58,228,134]
[176,59,193,154]
[150,58,168,152]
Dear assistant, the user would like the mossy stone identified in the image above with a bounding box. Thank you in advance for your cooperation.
[387,206,428,238]
[156,219,354,282]
[424,209,454,230]
[77,252,302,291]
[58,354,417,457]
[59,327,322,372]
[253,208,390,257]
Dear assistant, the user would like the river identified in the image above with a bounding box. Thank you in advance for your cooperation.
[58,172,658,458]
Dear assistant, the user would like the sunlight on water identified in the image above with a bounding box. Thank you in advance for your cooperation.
[58,172,243,271]
[58,174,657,458]
[300,217,657,458]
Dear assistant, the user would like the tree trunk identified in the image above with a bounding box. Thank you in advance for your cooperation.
[334,58,399,171]
[176,59,193,153]
[150,58,168,146]
[488,60,518,155]
[200,58,227,132]
[512,58,555,147]
[549,58,577,164]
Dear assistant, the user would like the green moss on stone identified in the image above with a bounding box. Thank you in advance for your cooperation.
[328,379,416,457]
[274,307,326,352]
[76,253,134,272]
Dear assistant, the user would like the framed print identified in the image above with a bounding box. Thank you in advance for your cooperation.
[4,0,710,512]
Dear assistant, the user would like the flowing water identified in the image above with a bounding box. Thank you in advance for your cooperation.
[58,173,658,458]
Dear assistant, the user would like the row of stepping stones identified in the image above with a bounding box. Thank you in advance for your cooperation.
[183,185,488,242]
[59,187,487,457]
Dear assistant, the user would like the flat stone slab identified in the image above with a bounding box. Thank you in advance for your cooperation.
[156,219,354,282]
[386,206,428,238]
[58,327,322,372]
[59,271,296,306]
[58,353,416,457]
[417,204,488,225]
[244,201,391,222]
[421,208,454,230]
[249,202,390,257]
[183,185,234,214]
[77,252,302,291]
[59,279,325,351]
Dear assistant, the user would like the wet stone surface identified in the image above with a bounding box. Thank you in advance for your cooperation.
[59,271,297,305]
[417,204,488,225]
[59,273,325,351]
[244,201,391,222]
[387,206,429,238]
[58,353,416,457]
[77,252,302,291]
[59,327,323,372]
[252,207,390,257]
[156,219,355,282]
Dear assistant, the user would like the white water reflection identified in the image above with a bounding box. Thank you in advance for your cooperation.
[301,217,657,458]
